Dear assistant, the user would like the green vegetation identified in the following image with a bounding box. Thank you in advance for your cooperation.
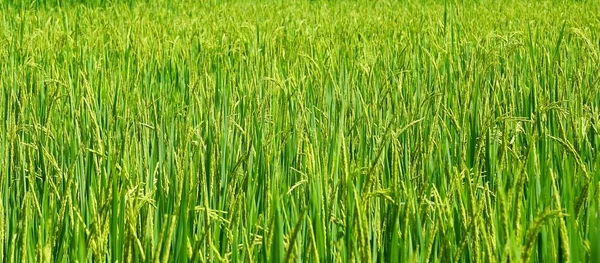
[1,0,599,262]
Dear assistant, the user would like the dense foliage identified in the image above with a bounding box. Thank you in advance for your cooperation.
[1,0,599,262]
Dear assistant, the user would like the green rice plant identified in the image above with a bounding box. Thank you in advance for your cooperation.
[0,0,599,262]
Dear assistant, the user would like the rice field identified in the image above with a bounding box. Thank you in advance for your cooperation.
[0,0,599,262]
